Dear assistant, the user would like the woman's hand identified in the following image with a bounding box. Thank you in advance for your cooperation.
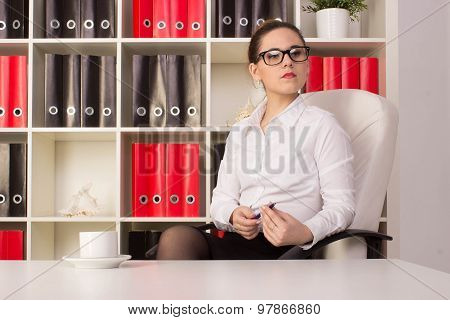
[260,205,314,247]
[230,206,261,240]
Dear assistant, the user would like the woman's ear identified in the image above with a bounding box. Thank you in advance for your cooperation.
[248,63,260,82]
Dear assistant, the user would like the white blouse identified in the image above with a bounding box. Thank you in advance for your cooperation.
[210,94,356,250]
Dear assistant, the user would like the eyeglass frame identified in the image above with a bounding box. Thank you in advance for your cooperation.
[256,45,311,66]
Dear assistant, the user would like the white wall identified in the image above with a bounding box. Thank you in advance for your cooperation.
[398,0,450,273]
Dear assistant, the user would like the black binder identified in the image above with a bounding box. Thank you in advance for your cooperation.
[62,0,80,38]
[96,0,115,38]
[0,1,8,39]
[99,55,116,127]
[81,0,96,38]
[62,54,81,127]
[216,0,235,37]
[81,55,99,127]
[46,0,63,38]
[9,143,26,217]
[0,144,9,217]
[9,0,28,38]
[251,0,269,33]
[148,55,167,127]
[235,0,251,37]
[166,55,184,127]
[132,55,150,127]
[268,0,287,22]
[183,55,201,127]
[45,54,64,127]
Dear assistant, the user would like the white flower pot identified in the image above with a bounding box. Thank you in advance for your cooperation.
[316,8,350,38]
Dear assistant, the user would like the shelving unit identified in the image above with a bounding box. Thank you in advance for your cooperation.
[0,0,397,260]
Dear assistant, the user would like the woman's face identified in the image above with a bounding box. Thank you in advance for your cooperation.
[249,28,309,96]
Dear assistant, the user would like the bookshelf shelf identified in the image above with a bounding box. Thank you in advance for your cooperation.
[0,0,396,260]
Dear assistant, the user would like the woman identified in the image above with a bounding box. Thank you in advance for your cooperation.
[156,20,356,260]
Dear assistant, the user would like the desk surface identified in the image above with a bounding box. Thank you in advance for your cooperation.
[1,259,449,300]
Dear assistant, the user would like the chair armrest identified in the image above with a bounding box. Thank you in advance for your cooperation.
[297,229,393,259]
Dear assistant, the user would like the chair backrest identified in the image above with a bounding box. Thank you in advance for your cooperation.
[301,89,399,258]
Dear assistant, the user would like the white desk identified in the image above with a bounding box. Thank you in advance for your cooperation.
[1,259,449,299]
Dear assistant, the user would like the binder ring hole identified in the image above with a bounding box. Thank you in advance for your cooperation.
[256,18,265,27]
[49,106,58,115]
[223,16,232,25]
[136,107,147,117]
[67,20,76,30]
[153,107,163,117]
[240,18,248,26]
[157,21,166,30]
[85,107,95,116]
[13,194,22,204]
[13,107,22,117]
[84,20,94,29]
[0,194,5,204]
[170,195,179,204]
[191,22,201,30]
[170,106,180,116]
[139,195,148,205]
[67,106,76,116]
[0,107,4,116]
[187,106,197,116]
[143,19,151,28]
[103,107,112,117]
[186,195,195,205]
[50,19,60,29]
[12,20,21,29]
[152,195,161,204]
[175,21,184,30]
[0,21,5,30]
[101,20,110,29]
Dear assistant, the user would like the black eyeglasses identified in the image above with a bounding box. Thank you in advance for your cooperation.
[256,46,311,66]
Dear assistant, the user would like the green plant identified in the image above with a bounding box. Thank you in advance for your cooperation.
[302,0,368,22]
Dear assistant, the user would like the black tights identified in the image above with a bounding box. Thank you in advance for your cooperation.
[156,225,211,260]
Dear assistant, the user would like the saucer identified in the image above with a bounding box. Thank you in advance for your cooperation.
[63,254,132,269]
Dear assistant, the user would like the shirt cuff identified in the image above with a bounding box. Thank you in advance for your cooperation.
[211,203,240,232]
[298,216,328,250]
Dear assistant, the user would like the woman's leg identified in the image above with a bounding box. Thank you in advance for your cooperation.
[156,225,210,260]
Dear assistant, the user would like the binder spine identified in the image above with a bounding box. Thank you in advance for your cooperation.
[235,0,251,38]
[9,0,26,38]
[341,57,360,89]
[252,0,269,34]
[148,55,167,127]
[96,0,115,38]
[182,143,200,217]
[0,144,10,217]
[81,0,96,38]
[183,55,201,127]
[216,0,234,37]
[45,54,63,127]
[9,143,26,217]
[170,0,188,38]
[132,55,150,127]
[0,56,10,127]
[166,55,184,127]
[0,0,9,39]
[46,0,63,38]
[9,55,27,128]
[153,0,170,38]
[133,0,153,37]
[62,0,81,38]
[187,0,205,38]
[99,55,116,127]
[81,55,100,127]
[62,54,81,127]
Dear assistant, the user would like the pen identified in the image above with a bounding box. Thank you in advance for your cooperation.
[252,202,276,219]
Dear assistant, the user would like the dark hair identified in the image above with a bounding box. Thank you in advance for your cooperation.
[248,20,306,64]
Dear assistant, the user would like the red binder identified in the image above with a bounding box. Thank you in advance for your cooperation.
[306,56,323,92]
[341,57,360,89]
[8,56,27,128]
[166,144,200,217]
[0,56,9,127]
[133,0,153,38]
[360,57,379,94]
[323,57,342,90]
[170,0,188,38]
[132,143,166,217]
[0,230,23,260]
[181,143,199,217]
[187,0,205,38]
[153,0,170,38]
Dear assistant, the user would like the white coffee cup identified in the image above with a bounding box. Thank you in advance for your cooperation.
[79,231,118,258]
